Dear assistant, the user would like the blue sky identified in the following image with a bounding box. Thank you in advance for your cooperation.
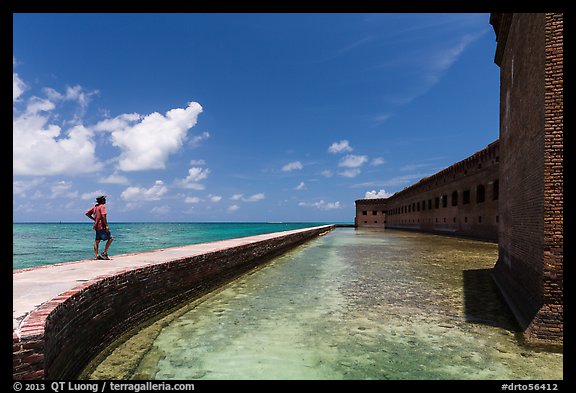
[13,13,500,223]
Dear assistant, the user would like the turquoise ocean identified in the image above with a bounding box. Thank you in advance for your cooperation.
[13,222,338,270]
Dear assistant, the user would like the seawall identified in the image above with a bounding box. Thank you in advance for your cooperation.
[13,225,334,380]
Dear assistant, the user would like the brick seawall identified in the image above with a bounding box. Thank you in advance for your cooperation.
[13,225,334,380]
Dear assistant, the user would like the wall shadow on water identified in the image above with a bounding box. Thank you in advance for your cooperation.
[462,268,520,332]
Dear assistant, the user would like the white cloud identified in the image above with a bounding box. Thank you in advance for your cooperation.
[338,154,368,168]
[228,204,240,212]
[13,114,102,175]
[151,205,171,215]
[184,196,201,204]
[100,173,130,185]
[299,200,341,210]
[185,167,210,182]
[25,97,55,114]
[370,157,385,166]
[320,170,333,178]
[328,140,353,154]
[97,102,203,171]
[243,193,265,202]
[50,180,77,198]
[339,169,361,178]
[93,113,141,133]
[189,159,206,166]
[229,193,264,202]
[81,190,108,201]
[43,85,96,116]
[295,181,306,190]
[372,113,392,126]
[13,70,103,176]
[121,180,168,201]
[282,161,303,172]
[365,189,393,199]
[427,32,485,84]
[189,131,210,147]
[13,57,27,102]
[209,195,222,203]
[13,178,45,196]
[175,166,210,190]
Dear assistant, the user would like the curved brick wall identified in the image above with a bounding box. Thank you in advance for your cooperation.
[13,225,334,380]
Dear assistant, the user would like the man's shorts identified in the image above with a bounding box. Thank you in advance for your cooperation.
[95,229,113,241]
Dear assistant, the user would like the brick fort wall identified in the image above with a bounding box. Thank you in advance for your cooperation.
[356,141,499,243]
[490,13,563,346]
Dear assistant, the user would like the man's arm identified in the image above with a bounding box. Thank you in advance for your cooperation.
[86,211,95,221]
[101,214,109,231]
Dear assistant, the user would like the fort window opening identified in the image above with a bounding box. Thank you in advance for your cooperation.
[428,199,432,210]
[372,211,377,215]
[493,180,499,200]
[442,195,448,208]
[451,191,458,206]
[362,211,367,216]
[463,190,471,204]
[477,185,486,203]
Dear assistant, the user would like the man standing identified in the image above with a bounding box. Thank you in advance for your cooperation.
[85,195,114,260]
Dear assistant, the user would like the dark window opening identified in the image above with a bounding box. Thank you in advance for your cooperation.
[477,185,486,203]
[463,190,470,204]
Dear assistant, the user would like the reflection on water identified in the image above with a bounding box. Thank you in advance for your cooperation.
[82,228,563,380]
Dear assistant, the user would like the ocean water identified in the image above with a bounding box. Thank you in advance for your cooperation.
[12,222,335,270]
[84,228,563,380]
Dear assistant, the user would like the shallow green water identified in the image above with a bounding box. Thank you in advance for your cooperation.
[83,228,563,380]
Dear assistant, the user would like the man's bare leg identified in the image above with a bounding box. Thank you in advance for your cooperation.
[94,240,100,258]
[103,238,114,256]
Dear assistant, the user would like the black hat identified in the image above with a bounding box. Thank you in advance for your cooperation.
[96,195,107,202]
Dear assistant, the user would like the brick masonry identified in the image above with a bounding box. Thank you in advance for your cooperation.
[13,225,334,380]
[491,13,563,346]
[356,141,499,243]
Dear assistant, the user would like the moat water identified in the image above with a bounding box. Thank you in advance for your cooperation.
[82,228,563,380]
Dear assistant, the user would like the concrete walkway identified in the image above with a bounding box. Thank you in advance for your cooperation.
[13,225,333,331]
